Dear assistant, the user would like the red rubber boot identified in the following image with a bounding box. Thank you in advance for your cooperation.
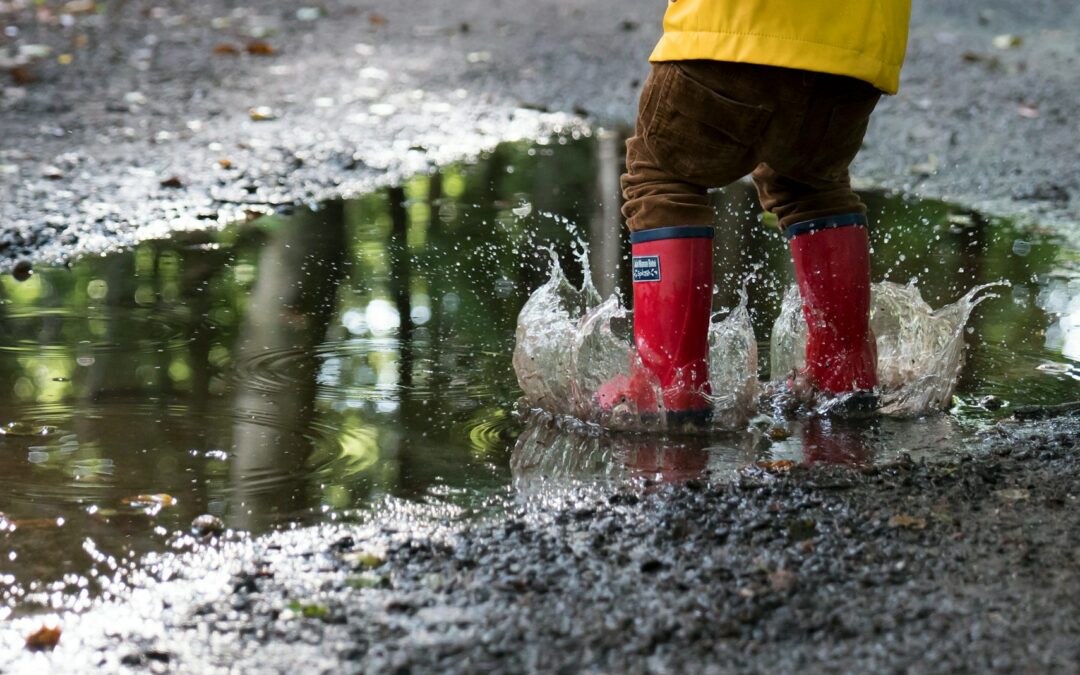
[596,226,714,426]
[787,214,878,393]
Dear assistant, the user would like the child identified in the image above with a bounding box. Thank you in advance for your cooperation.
[602,1,912,424]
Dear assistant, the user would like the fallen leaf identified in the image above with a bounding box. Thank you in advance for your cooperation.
[287,600,328,619]
[18,44,52,60]
[9,66,36,85]
[159,175,184,189]
[248,106,277,121]
[346,573,388,589]
[995,488,1030,502]
[25,625,61,651]
[245,40,276,56]
[888,514,927,530]
[1017,105,1040,119]
[217,158,233,169]
[766,426,791,441]
[369,13,386,25]
[212,43,240,56]
[61,0,95,14]
[341,549,386,569]
[755,460,796,473]
[992,34,1023,49]
[122,493,177,508]
[57,53,73,65]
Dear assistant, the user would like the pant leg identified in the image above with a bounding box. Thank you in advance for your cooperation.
[621,62,773,232]
[621,134,714,231]
[751,163,867,229]
[753,74,882,229]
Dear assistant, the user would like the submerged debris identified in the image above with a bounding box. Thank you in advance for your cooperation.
[25,625,61,651]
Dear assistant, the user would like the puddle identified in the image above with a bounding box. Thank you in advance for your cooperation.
[1,134,1079,614]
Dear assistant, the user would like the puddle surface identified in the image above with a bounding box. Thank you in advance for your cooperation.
[1,135,1079,614]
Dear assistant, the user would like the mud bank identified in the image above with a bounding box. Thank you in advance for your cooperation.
[3,413,1079,672]
[1,0,1079,269]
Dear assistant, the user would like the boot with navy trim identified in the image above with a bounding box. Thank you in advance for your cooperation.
[786,214,878,394]
[595,225,714,427]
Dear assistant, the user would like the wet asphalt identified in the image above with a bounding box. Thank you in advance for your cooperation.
[2,0,1080,671]
[5,414,1080,673]
[1,0,1079,269]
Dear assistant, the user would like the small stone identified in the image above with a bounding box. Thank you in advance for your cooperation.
[191,514,224,537]
[768,569,796,593]
[12,259,33,282]
[249,106,277,121]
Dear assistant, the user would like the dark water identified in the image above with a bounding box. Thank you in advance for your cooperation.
[1,135,1078,613]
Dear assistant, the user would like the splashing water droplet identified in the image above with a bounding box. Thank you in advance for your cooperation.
[770,281,1006,416]
[513,254,759,431]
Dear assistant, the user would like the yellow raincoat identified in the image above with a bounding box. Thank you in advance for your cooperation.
[650,0,911,94]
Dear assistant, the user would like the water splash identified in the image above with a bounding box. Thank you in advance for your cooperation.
[512,255,759,431]
[770,281,1005,416]
[516,253,1003,428]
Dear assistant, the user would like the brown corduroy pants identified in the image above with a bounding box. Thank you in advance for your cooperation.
[622,60,882,232]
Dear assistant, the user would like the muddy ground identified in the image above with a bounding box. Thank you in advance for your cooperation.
[2,0,1080,672]
[1,0,1079,269]
[5,414,1080,673]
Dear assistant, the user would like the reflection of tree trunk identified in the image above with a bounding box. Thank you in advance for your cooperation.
[953,211,988,393]
[177,237,224,412]
[386,186,426,499]
[228,203,346,531]
[710,183,752,313]
[84,250,141,401]
[387,186,413,388]
[590,130,623,299]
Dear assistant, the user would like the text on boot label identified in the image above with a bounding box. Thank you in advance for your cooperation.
[632,255,661,282]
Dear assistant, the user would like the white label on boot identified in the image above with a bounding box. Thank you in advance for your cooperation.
[632,255,661,282]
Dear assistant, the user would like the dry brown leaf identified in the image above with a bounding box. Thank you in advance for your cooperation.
[9,66,36,85]
[766,426,791,441]
[12,518,62,529]
[122,493,177,508]
[888,514,927,530]
[25,625,61,651]
[213,43,240,56]
[369,13,387,25]
[61,0,96,14]
[245,40,276,56]
[756,460,796,473]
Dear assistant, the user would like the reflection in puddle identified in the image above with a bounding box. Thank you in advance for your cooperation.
[0,135,1077,614]
[511,410,969,488]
